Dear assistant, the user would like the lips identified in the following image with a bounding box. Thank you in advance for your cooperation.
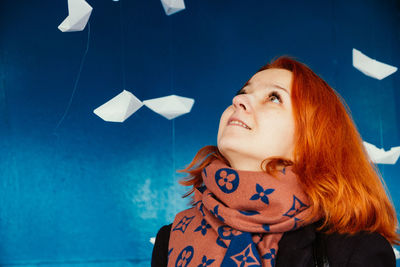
[228,117,251,130]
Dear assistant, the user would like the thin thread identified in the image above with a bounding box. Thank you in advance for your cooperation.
[168,16,174,94]
[379,105,384,149]
[53,22,91,133]
[330,0,338,85]
[371,2,385,177]
[169,16,176,178]
[379,108,385,177]
[172,119,176,178]
[119,0,127,89]
[2,258,149,266]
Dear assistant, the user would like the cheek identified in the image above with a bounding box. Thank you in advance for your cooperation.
[255,117,295,156]
[217,107,232,140]
[259,114,294,139]
[276,117,295,145]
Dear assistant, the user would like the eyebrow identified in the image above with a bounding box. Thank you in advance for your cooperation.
[236,82,290,96]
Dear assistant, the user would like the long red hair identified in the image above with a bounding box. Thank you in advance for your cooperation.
[178,56,400,244]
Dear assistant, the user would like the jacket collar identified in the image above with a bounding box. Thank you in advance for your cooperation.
[278,220,323,249]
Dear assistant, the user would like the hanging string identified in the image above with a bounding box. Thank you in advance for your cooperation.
[169,16,176,179]
[53,23,91,134]
[379,100,385,177]
[369,6,385,178]
[119,0,127,90]
[330,0,338,85]
[172,118,176,178]
[169,17,174,93]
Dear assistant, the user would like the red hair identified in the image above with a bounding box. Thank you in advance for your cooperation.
[178,56,400,244]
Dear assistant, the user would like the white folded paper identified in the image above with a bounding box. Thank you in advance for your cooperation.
[58,0,93,32]
[93,90,143,122]
[150,237,155,245]
[160,0,185,16]
[352,48,398,80]
[363,141,400,164]
[394,247,400,260]
[143,94,194,120]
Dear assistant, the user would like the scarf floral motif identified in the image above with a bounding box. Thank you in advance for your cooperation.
[168,159,316,267]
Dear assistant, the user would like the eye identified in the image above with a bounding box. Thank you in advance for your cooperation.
[235,89,246,96]
[267,91,282,104]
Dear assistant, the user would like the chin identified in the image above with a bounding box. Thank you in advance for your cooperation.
[218,144,244,162]
[216,142,231,159]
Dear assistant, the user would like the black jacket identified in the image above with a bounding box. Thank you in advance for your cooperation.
[151,222,396,267]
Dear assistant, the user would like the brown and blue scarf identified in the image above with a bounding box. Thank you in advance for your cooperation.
[168,159,317,267]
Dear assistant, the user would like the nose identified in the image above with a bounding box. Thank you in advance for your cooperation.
[232,94,252,112]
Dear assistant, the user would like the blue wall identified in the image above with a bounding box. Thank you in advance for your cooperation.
[0,0,399,265]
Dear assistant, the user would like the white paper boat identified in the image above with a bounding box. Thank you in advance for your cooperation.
[58,0,93,32]
[93,90,143,122]
[363,141,400,164]
[143,94,194,120]
[352,48,397,80]
[160,0,185,16]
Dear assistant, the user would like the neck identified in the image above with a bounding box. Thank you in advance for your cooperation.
[227,158,287,172]
[228,159,263,172]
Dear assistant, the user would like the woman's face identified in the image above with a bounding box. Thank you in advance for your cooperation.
[217,68,295,171]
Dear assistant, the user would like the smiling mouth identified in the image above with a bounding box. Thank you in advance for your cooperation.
[228,120,251,130]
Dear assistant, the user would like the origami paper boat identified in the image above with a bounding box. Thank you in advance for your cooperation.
[143,94,194,120]
[58,0,93,32]
[352,48,398,80]
[363,141,400,164]
[160,0,185,16]
[93,90,143,122]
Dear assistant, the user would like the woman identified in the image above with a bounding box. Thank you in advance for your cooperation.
[152,56,399,267]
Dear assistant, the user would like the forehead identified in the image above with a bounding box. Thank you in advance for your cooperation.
[247,68,293,92]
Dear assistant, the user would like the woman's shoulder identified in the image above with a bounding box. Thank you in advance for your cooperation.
[154,224,172,248]
[156,224,172,238]
[151,224,172,267]
[321,229,396,266]
[279,221,396,266]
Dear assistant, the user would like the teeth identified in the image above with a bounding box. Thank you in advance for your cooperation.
[229,120,250,129]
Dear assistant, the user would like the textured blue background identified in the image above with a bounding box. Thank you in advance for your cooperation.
[0,0,399,265]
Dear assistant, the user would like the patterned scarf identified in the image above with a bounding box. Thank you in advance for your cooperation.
[168,159,316,267]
